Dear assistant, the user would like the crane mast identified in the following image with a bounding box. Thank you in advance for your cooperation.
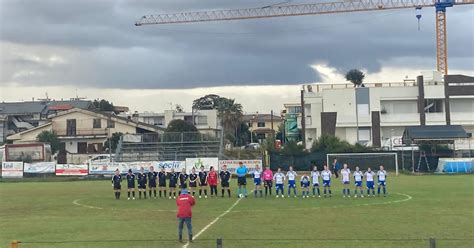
[136,0,474,75]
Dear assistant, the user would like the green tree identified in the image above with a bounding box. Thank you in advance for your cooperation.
[166,119,198,132]
[281,140,306,156]
[192,94,222,110]
[311,134,371,153]
[93,99,115,112]
[345,69,365,87]
[37,131,60,154]
[104,132,123,153]
[235,122,251,146]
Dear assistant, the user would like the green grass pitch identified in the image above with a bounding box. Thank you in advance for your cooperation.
[0,174,473,248]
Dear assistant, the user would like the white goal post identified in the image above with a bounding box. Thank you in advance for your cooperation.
[326,152,399,176]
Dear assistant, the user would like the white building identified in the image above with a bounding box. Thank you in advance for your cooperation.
[121,109,221,133]
[301,74,474,150]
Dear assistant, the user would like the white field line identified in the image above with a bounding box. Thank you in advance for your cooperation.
[183,194,248,248]
[73,199,104,210]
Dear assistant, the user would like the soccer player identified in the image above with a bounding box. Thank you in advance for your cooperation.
[365,167,376,197]
[311,165,321,198]
[377,165,388,197]
[262,166,273,196]
[219,165,231,198]
[252,165,263,197]
[353,166,364,198]
[148,166,158,199]
[137,167,147,199]
[286,166,297,198]
[112,169,122,200]
[341,163,351,198]
[126,169,136,200]
[273,167,285,198]
[158,167,167,198]
[236,162,248,198]
[169,168,179,199]
[189,167,198,197]
[198,166,208,199]
[179,168,189,195]
[207,166,218,197]
[321,165,332,197]
[300,174,310,198]
[332,159,341,178]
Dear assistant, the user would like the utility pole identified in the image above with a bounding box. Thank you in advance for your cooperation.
[270,110,274,137]
[108,115,112,162]
[300,88,306,149]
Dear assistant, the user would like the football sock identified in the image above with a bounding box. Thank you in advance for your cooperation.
[317,188,320,195]
[139,191,142,199]
[132,191,135,198]
[227,189,231,197]
[199,189,202,196]
[128,192,130,198]
[154,190,157,197]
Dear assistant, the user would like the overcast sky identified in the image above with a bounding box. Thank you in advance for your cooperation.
[1,0,473,113]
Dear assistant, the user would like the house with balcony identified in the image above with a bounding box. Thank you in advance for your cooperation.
[243,113,283,142]
[7,108,163,157]
[300,73,474,150]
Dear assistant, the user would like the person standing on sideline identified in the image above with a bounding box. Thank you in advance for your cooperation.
[198,166,208,199]
[219,165,232,198]
[273,167,285,198]
[176,189,196,243]
[148,166,158,199]
[332,159,341,178]
[158,167,167,198]
[311,165,321,198]
[341,163,351,198]
[377,165,388,197]
[353,166,364,198]
[189,167,198,197]
[236,162,248,198]
[137,167,147,199]
[179,168,189,195]
[112,169,122,200]
[252,164,263,197]
[321,165,332,197]
[126,169,136,200]
[207,166,218,197]
[263,166,274,196]
[286,166,298,198]
[365,167,376,197]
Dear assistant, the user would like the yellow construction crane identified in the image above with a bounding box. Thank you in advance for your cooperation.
[136,0,474,75]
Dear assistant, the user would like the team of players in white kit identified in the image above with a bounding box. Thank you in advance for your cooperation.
[266,164,388,198]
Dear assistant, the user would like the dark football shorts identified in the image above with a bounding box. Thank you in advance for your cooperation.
[149,181,157,188]
[264,180,273,187]
[127,183,135,189]
[189,182,197,187]
[237,177,247,186]
[221,181,229,187]
[158,181,166,187]
[113,184,121,190]
[200,182,208,187]
[138,184,146,189]
[169,182,177,188]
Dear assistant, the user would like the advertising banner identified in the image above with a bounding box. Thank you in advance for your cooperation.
[219,160,262,173]
[24,162,55,173]
[185,157,218,173]
[56,164,88,176]
[1,161,24,178]
[90,161,186,174]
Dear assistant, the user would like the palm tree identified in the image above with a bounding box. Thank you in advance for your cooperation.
[216,98,243,141]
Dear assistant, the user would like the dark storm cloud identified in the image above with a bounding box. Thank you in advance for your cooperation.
[0,0,473,89]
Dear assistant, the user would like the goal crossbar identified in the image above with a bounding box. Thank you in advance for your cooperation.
[327,152,398,176]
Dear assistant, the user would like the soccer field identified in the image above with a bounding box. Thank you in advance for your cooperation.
[0,174,473,248]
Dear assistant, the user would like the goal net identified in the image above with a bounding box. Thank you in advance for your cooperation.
[327,153,398,175]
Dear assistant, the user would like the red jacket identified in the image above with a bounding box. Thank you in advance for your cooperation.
[176,194,196,218]
[208,171,218,186]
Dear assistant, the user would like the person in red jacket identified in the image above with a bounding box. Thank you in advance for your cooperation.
[176,189,195,243]
[207,166,219,197]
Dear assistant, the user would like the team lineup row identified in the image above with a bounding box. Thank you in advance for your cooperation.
[111,162,389,200]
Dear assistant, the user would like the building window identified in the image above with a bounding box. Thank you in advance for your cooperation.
[424,99,444,113]
[358,127,371,141]
[77,142,87,154]
[107,119,115,128]
[93,118,101,128]
[288,106,301,114]
[197,116,208,125]
[66,119,76,136]
[257,122,265,127]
